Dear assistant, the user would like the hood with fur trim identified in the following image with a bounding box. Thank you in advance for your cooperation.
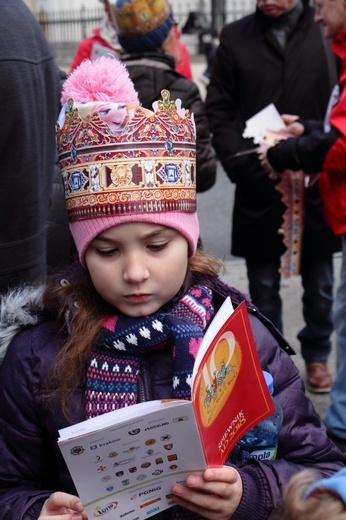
[0,285,46,365]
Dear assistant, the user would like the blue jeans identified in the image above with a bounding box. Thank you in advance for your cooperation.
[246,256,334,362]
[325,235,346,438]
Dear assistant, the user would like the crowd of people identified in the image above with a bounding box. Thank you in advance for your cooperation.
[1,0,346,518]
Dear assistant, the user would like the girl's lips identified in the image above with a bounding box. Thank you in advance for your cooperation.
[124,294,151,304]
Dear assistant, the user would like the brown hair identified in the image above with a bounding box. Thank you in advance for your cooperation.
[44,249,223,418]
[278,469,346,520]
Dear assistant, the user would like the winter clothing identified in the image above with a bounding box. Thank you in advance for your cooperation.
[0,0,61,293]
[58,58,199,265]
[326,236,346,442]
[0,268,344,520]
[173,25,193,80]
[69,18,193,81]
[112,0,173,54]
[264,28,346,443]
[46,69,76,274]
[205,1,340,370]
[120,51,216,193]
[305,467,346,502]
[267,29,346,237]
[46,162,76,273]
[205,0,339,262]
[69,23,123,74]
[84,284,214,417]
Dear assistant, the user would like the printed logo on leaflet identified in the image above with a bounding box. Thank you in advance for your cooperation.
[93,501,118,517]
[147,507,160,515]
[139,486,161,497]
[120,509,135,518]
[70,445,85,455]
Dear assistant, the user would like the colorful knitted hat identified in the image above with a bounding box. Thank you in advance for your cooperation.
[56,56,198,266]
[109,0,174,53]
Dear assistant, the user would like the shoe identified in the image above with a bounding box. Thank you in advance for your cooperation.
[326,430,346,454]
[305,362,332,393]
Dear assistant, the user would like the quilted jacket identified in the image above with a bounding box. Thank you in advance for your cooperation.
[0,271,344,520]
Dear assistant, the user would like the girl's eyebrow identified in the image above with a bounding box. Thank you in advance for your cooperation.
[141,228,171,239]
[92,235,115,244]
[94,227,172,242]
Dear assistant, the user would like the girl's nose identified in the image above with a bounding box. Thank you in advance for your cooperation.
[123,252,150,283]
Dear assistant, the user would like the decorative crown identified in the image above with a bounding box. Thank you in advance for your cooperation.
[56,89,197,223]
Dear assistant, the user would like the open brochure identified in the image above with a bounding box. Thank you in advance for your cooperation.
[58,298,274,519]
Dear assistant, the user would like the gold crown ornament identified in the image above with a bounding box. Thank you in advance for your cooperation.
[56,90,197,223]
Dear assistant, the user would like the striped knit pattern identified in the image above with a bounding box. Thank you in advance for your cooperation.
[85,350,140,417]
[84,285,213,418]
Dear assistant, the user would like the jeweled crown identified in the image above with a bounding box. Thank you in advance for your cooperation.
[56,89,197,222]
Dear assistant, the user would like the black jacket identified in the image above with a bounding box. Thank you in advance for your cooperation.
[46,68,77,274]
[0,0,61,292]
[121,52,217,193]
[205,1,340,260]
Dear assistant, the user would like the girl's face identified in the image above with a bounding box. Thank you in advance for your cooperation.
[85,222,189,317]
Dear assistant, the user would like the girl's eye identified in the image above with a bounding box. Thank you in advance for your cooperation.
[147,242,168,252]
[96,248,118,256]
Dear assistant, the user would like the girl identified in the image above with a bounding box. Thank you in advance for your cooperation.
[0,57,344,520]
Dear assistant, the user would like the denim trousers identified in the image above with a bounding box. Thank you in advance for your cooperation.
[246,255,334,362]
[325,235,346,439]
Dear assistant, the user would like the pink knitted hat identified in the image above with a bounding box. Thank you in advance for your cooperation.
[57,56,199,266]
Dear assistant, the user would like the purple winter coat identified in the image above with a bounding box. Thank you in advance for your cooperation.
[0,276,344,520]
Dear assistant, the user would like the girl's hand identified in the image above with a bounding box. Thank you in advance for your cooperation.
[172,466,243,519]
[39,492,88,519]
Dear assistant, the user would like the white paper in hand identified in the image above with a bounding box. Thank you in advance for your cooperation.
[242,104,284,144]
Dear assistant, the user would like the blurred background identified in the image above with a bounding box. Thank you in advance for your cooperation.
[23,0,256,73]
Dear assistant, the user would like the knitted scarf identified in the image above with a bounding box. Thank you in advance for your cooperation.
[84,284,214,417]
[84,284,214,520]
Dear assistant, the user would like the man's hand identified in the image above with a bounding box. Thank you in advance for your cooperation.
[260,150,280,180]
[281,114,304,136]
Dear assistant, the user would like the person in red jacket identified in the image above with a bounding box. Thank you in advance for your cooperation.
[69,0,123,74]
[261,0,346,454]
[171,21,193,80]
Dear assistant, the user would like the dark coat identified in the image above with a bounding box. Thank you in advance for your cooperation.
[0,0,61,292]
[121,52,216,193]
[46,69,77,274]
[205,1,340,261]
[0,275,344,520]
[46,163,77,274]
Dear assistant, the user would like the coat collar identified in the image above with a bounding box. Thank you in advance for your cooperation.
[0,284,46,365]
